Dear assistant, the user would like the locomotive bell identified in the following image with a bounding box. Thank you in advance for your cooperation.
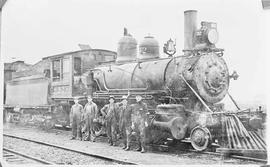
[138,35,160,60]
[116,28,138,62]
[163,38,176,57]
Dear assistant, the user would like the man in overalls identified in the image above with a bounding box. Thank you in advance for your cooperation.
[100,95,119,146]
[70,97,83,140]
[83,95,98,142]
[129,95,148,153]
[118,95,132,150]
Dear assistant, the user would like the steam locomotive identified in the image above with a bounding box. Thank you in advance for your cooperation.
[90,10,233,150]
[4,10,266,152]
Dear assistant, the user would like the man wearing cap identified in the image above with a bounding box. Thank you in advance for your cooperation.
[128,95,148,153]
[118,95,132,149]
[100,95,119,146]
[70,97,83,140]
[83,95,98,142]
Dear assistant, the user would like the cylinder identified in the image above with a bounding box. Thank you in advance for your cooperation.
[184,10,197,51]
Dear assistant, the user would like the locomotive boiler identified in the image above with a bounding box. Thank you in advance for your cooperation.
[92,10,229,107]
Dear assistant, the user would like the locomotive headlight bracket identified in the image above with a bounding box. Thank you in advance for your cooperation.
[229,71,239,80]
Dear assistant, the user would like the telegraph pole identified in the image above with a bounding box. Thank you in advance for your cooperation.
[0,0,7,126]
[0,0,7,56]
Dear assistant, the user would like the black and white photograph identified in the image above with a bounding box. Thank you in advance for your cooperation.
[0,0,269,166]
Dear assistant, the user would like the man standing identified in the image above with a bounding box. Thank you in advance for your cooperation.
[118,95,132,150]
[83,95,98,142]
[100,95,119,146]
[70,97,83,140]
[128,95,148,153]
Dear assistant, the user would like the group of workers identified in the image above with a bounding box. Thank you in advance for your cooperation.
[69,94,148,153]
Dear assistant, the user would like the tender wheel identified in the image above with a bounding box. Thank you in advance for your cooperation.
[190,126,212,151]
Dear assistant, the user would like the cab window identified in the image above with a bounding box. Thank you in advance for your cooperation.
[62,58,70,81]
[52,60,61,81]
[74,57,82,76]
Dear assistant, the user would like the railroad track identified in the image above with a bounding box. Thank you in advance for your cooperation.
[3,134,137,165]
[187,149,268,164]
[3,133,267,165]
[149,141,267,164]
[3,147,54,165]
[149,139,267,164]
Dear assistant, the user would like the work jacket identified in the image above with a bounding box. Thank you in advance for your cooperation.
[83,101,98,119]
[119,104,132,127]
[70,103,83,122]
[131,101,148,125]
[101,103,119,122]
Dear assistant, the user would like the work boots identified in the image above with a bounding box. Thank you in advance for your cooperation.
[124,142,130,151]
[140,146,146,153]
[135,147,141,151]
[138,142,146,153]
[136,141,142,151]
[124,145,130,151]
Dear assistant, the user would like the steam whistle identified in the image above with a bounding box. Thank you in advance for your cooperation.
[124,27,128,36]
[229,71,239,80]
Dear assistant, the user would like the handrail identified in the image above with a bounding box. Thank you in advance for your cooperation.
[180,74,213,113]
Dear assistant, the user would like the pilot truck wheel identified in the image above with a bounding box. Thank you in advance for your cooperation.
[190,126,212,151]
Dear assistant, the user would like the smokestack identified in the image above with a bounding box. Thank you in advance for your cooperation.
[184,10,197,51]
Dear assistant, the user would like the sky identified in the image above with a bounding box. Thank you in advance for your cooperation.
[1,0,269,109]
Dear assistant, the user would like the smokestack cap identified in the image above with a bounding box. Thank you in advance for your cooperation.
[184,10,197,13]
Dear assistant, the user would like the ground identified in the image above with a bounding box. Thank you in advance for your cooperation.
[2,123,263,165]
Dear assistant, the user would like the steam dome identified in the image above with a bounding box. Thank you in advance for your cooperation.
[138,36,160,60]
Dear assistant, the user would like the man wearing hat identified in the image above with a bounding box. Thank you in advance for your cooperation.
[127,95,148,153]
[118,95,132,149]
[83,95,98,142]
[100,95,119,146]
[70,97,83,140]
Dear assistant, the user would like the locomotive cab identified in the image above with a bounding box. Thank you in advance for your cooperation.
[47,49,116,100]
[45,49,116,127]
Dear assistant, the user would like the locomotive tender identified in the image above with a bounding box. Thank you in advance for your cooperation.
[4,10,266,152]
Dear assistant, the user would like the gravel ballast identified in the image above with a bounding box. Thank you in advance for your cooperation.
[4,136,118,165]
[3,123,263,165]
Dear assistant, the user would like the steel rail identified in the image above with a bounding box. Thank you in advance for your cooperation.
[3,147,55,165]
[3,134,137,165]
[230,155,268,163]
[188,149,267,163]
